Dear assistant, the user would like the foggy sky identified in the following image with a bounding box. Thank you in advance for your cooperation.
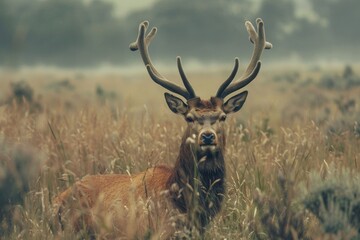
[95,0,159,17]
[26,0,160,18]
[108,0,316,20]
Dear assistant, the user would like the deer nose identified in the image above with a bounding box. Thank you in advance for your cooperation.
[200,131,216,145]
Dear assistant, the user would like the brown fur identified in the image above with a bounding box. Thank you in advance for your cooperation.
[54,166,180,239]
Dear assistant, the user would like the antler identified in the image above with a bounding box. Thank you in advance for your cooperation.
[130,21,196,100]
[216,18,272,99]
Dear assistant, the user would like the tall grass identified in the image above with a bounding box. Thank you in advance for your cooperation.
[0,65,359,239]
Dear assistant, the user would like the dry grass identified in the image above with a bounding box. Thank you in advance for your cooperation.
[0,64,359,239]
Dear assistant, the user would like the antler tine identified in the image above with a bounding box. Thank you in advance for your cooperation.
[217,18,272,99]
[130,21,196,100]
[177,57,196,99]
[215,58,239,98]
[220,61,261,98]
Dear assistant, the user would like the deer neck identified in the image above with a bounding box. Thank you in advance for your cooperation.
[167,127,226,228]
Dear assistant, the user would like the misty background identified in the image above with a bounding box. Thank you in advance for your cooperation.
[0,0,359,68]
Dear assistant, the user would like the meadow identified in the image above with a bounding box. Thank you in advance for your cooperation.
[0,63,360,239]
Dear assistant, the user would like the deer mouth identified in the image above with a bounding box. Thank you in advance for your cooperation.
[199,144,218,153]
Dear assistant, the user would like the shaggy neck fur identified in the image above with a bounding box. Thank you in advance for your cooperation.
[167,126,226,232]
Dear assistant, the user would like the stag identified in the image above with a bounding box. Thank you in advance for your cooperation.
[54,19,272,239]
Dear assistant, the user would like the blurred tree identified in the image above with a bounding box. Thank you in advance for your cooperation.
[12,0,126,66]
[312,0,360,60]
[23,0,87,61]
[0,0,15,54]
[257,0,296,40]
[255,0,297,58]
[83,0,128,64]
[288,18,330,60]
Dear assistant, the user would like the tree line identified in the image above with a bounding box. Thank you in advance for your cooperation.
[0,0,359,67]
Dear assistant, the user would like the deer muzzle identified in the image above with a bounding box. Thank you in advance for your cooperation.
[199,130,217,146]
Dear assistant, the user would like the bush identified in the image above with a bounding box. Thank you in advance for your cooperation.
[46,79,75,92]
[318,74,338,89]
[5,80,42,112]
[96,85,117,103]
[0,139,43,225]
[10,81,33,103]
[318,65,360,90]
[303,166,360,238]
[254,172,309,240]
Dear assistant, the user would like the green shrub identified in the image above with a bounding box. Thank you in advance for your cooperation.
[303,166,360,238]
[254,172,309,240]
[0,140,43,229]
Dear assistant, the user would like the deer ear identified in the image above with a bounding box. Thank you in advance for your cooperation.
[223,91,248,114]
[164,93,188,115]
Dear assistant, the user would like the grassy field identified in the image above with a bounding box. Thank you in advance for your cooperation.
[0,63,360,239]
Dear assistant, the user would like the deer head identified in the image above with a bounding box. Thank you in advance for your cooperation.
[130,19,272,162]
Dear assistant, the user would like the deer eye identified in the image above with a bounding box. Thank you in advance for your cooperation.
[185,116,194,123]
[219,114,227,122]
